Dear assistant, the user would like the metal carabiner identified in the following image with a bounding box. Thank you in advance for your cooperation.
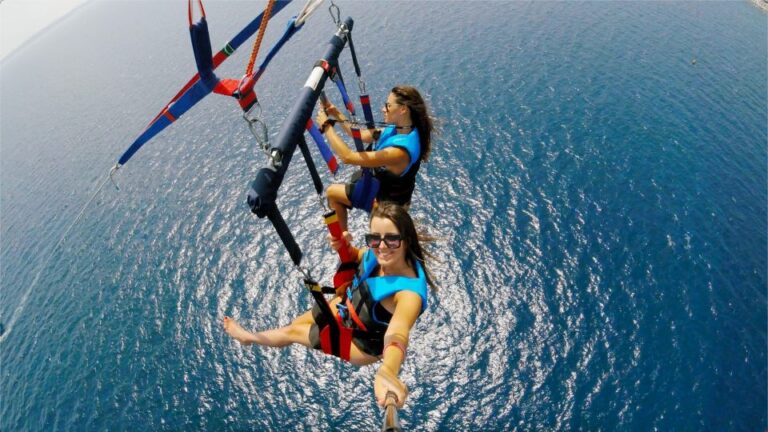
[316,194,329,213]
[296,265,313,282]
[243,101,269,153]
[328,1,341,27]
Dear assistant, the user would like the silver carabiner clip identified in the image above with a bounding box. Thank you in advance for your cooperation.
[316,194,328,212]
[296,265,313,281]
[328,1,341,27]
[243,101,269,152]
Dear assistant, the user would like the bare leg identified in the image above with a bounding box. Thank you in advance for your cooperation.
[223,316,312,348]
[327,183,351,233]
[223,298,380,366]
[224,296,344,347]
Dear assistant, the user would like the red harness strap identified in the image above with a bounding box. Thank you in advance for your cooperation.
[318,313,353,361]
[345,296,368,332]
[324,211,357,297]
[307,278,353,361]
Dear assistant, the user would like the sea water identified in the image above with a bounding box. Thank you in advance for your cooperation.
[1,1,766,430]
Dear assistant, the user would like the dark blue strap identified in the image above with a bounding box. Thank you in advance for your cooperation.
[189,17,218,87]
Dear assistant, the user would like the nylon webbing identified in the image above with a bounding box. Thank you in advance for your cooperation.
[346,30,362,80]
[331,77,366,152]
[297,135,324,196]
[344,29,375,130]
[306,279,343,358]
[267,205,302,266]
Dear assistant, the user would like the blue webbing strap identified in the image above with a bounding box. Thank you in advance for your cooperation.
[306,119,339,175]
[330,75,366,152]
[189,17,216,86]
[345,29,375,130]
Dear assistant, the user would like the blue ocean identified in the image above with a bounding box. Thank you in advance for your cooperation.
[1,1,766,430]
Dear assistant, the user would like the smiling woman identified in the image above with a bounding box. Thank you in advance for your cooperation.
[317,85,435,232]
[223,202,437,409]
[0,0,89,60]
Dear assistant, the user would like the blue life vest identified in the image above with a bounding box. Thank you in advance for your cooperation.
[348,126,422,211]
[374,126,422,177]
[337,249,428,356]
[373,127,422,206]
[353,249,428,319]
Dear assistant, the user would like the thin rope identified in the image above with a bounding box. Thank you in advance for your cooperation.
[0,170,114,344]
[245,0,277,77]
[296,0,325,26]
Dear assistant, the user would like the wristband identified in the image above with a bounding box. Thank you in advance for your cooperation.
[385,340,407,360]
[320,119,336,133]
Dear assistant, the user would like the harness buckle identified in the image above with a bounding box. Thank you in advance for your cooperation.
[357,77,366,95]
[336,303,349,319]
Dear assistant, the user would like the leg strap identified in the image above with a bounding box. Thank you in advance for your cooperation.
[305,279,353,361]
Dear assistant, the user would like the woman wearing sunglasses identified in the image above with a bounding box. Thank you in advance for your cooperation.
[316,85,434,232]
[223,202,436,408]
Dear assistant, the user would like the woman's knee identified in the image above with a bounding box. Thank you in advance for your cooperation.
[285,322,311,345]
[327,184,345,201]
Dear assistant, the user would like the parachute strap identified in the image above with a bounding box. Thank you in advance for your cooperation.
[324,210,358,295]
[306,278,353,361]
[359,93,375,130]
[328,77,367,152]
[341,289,368,332]
[245,0,276,76]
[296,135,327,210]
[345,28,362,81]
[306,119,339,175]
[345,29,375,129]
[187,0,206,26]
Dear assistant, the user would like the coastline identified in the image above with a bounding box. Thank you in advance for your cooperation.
[750,0,768,13]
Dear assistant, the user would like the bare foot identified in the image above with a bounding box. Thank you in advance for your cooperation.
[223,316,257,346]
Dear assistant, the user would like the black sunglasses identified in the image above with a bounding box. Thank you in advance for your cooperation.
[365,233,403,249]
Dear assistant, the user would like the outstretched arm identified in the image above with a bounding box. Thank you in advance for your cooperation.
[374,291,422,408]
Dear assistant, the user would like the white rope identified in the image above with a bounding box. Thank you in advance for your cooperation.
[0,169,116,344]
[295,0,325,26]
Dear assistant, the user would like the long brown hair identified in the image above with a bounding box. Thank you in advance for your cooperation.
[391,85,434,162]
[370,202,437,290]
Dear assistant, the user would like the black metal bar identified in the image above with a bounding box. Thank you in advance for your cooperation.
[247,17,354,266]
